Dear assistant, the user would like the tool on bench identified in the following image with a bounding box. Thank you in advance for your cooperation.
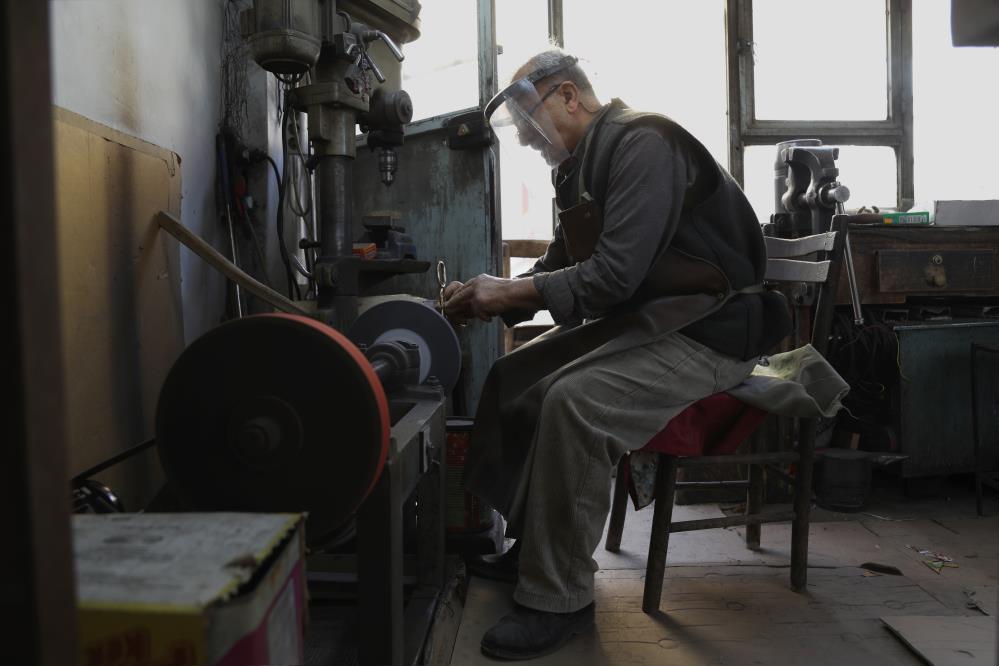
[773,141,865,326]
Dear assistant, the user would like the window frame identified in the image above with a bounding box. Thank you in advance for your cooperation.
[726,0,914,212]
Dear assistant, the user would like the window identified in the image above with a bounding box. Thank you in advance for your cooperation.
[752,0,889,121]
[402,1,479,121]
[496,0,557,243]
[743,145,899,223]
[728,0,912,222]
[563,0,729,166]
[912,0,999,205]
[496,0,730,244]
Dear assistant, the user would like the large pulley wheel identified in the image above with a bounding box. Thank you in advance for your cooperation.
[156,313,389,543]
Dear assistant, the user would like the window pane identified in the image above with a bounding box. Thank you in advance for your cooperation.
[495,125,557,241]
[913,0,999,205]
[496,0,551,86]
[563,0,729,164]
[834,146,898,211]
[753,0,888,120]
[497,1,728,242]
[744,145,898,223]
[496,0,557,242]
[402,2,478,121]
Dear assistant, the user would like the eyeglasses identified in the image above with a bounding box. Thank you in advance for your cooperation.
[524,81,565,118]
[514,81,566,146]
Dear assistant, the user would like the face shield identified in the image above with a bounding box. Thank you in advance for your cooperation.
[484,56,579,167]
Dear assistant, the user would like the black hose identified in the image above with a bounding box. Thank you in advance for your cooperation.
[71,438,157,486]
[263,155,281,192]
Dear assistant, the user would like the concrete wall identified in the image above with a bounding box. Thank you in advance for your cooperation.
[50,0,227,342]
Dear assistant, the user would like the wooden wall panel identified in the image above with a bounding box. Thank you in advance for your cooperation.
[54,107,183,510]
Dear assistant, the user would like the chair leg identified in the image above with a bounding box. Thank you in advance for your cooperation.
[746,431,765,550]
[643,455,678,614]
[605,457,630,553]
[791,418,817,592]
[972,353,986,518]
[976,473,984,518]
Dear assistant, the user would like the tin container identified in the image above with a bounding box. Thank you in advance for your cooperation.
[445,417,494,533]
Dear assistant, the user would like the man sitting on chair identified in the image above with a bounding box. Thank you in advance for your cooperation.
[443,49,791,660]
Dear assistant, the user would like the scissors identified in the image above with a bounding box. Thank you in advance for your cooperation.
[437,260,467,326]
[437,260,448,312]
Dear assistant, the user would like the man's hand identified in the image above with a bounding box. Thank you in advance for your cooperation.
[444,274,545,323]
[444,274,508,322]
[442,280,465,301]
[441,280,468,325]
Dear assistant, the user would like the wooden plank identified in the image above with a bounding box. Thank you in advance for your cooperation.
[505,238,550,259]
[882,616,996,666]
[157,211,309,316]
[54,108,184,510]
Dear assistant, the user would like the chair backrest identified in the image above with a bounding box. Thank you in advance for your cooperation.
[762,216,849,356]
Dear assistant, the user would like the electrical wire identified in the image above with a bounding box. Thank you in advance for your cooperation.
[825,309,901,430]
[287,118,313,220]
[281,95,317,283]
[264,71,321,298]
[263,154,281,192]
[275,100,302,300]
[240,204,276,289]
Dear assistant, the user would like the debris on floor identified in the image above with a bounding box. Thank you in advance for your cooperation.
[907,544,960,574]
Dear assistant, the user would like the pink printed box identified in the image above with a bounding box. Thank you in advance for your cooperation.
[74,513,307,666]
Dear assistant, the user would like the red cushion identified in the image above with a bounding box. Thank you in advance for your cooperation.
[640,392,766,458]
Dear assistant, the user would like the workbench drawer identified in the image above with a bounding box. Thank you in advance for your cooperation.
[877,249,995,293]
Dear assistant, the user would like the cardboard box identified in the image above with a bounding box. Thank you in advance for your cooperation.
[933,199,999,226]
[74,513,307,666]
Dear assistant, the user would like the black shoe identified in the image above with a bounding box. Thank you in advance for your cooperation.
[480,602,595,660]
[467,541,520,583]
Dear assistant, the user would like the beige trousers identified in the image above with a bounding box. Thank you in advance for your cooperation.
[497,332,756,613]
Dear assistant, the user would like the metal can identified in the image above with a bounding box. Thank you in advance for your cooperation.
[445,418,494,533]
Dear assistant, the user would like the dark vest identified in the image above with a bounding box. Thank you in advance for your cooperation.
[557,100,791,360]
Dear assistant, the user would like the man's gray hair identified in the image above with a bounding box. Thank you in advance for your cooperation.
[520,49,594,94]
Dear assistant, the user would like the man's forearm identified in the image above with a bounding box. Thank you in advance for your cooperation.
[502,277,546,313]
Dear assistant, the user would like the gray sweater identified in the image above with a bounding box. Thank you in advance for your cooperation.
[512,100,791,360]
[530,124,696,324]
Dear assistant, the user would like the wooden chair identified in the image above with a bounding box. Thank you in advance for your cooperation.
[604,215,850,613]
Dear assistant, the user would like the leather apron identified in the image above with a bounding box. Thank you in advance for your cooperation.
[464,111,763,520]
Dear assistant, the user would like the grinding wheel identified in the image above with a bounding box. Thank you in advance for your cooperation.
[156,313,389,543]
[348,299,461,394]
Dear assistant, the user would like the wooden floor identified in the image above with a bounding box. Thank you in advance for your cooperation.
[449,479,999,665]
